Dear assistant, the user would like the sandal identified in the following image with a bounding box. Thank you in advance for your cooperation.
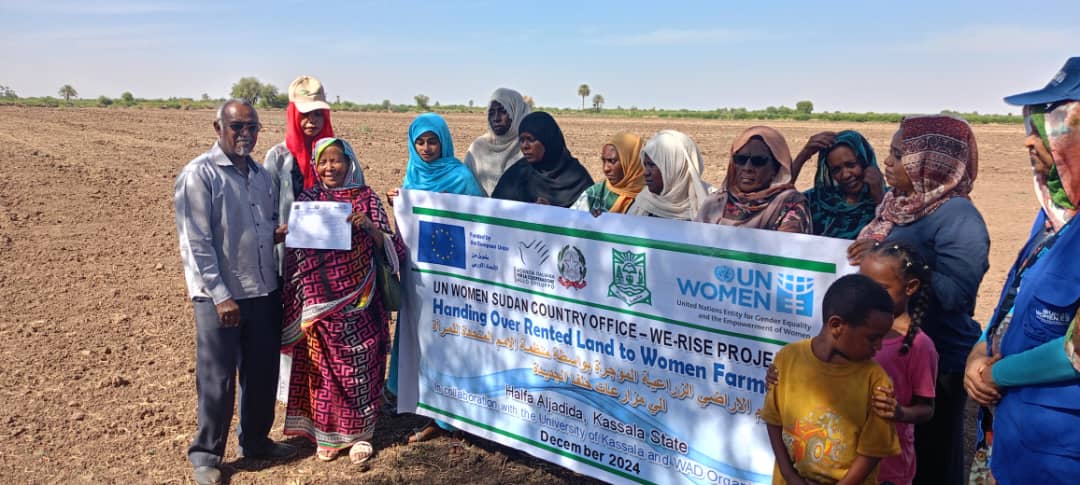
[406,421,445,444]
[349,441,374,464]
[316,448,339,462]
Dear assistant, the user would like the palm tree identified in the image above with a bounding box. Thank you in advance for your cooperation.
[58,84,78,103]
[592,94,605,112]
[577,84,590,110]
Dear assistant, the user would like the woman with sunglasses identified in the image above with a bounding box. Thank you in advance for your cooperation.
[696,126,811,233]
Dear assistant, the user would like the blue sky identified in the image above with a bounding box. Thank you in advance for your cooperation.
[2,0,1077,113]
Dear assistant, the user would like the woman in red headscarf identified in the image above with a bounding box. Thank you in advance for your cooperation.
[265,75,337,275]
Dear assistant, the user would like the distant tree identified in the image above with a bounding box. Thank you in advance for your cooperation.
[468,99,474,108]
[230,77,262,104]
[97,95,113,107]
[592,94,605,112]
[577,84,590,110]
[0,85,16,98]
[257,83,282,108]
[795,100,814,114]
[523,95,535,110]
[414,94,430,110]
[58,84,78,103]
[200,93,210,102]
[434,101,440,108]
[381,99,392,111]
[120,91,135,106]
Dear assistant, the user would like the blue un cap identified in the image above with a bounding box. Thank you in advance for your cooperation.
[1004,57,1080,106]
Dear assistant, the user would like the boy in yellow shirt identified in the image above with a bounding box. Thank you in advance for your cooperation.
[761,274,900,485]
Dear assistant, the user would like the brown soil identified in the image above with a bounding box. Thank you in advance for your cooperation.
[0,107,1033,483]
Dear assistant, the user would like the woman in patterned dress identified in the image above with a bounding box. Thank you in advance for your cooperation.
[281,137,406,463]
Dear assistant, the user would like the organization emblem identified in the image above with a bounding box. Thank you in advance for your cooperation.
[417,221,467,269]
[608,249,651,306]
[775,273,814,317]
[556,245,587,289]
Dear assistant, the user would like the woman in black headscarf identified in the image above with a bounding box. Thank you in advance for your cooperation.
[491,111,593,207]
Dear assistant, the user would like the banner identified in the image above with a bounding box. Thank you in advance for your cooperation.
[394,190,855,485]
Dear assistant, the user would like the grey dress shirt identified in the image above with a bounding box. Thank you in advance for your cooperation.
[174,142,279,304]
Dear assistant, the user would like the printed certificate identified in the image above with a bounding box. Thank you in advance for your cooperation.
[285,201,351,250]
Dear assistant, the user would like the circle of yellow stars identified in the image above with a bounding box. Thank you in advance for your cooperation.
[430,227,455,261]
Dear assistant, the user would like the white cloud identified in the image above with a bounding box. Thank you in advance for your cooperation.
[913,25,1078,54]
[593,28,759,47]
[3,1,193,15]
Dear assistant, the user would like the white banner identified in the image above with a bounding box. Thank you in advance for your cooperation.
[394,190,855,485]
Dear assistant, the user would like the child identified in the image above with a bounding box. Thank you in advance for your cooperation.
[860,243,938,485]
[761,274,900,484]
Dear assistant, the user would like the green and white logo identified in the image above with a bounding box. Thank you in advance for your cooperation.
[608,249,651,306]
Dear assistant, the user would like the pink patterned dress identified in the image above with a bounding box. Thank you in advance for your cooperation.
[282,185,405,453]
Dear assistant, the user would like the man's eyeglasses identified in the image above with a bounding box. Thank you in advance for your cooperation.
[733,154,772,167]
[227,122,262,133]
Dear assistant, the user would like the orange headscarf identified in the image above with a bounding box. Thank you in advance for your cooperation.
[604,132,646,213]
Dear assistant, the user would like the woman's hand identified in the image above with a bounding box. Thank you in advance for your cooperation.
[871,386,902,421]
[348,212,379,235]
[864,166,886,204]
[386,187,401,207]
[536,197,551,205]
[847,239,876,265]
[765,364,779,390]
[589,208,604,218]
[274,224,288,244]
[791,131,837,179]
[964,349,1002,406]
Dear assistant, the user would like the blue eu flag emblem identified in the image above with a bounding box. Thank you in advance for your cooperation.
[417,221,467,269]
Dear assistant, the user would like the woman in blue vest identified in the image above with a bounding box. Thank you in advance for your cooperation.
[964,58,1080,482]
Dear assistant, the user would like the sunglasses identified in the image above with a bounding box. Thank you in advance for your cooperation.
[732,154,773,167]
[227,122,262,133]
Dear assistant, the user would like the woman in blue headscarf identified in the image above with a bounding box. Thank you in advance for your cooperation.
[386,112,485,203]
[386,113,482,443]
[793,130,886,239]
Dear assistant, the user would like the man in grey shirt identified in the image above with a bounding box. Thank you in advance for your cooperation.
[174,99,295,485]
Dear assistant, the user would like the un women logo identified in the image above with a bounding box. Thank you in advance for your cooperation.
[713,265,735,282]
[775,273,814,317]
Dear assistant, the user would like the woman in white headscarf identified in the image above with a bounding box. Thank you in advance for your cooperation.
[463,88,532,195]
[627,130,711,220]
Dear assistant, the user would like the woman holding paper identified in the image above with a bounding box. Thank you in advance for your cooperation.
[281,137,405,464]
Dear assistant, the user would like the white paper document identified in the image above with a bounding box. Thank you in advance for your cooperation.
[285,201,352,250]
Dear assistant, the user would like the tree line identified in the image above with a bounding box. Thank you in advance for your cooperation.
[0,79,1022,125]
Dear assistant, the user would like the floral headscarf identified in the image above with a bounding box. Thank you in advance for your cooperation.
[858,116,978,241]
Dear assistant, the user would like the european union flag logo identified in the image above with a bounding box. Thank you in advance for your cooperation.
[417,221,467,269]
